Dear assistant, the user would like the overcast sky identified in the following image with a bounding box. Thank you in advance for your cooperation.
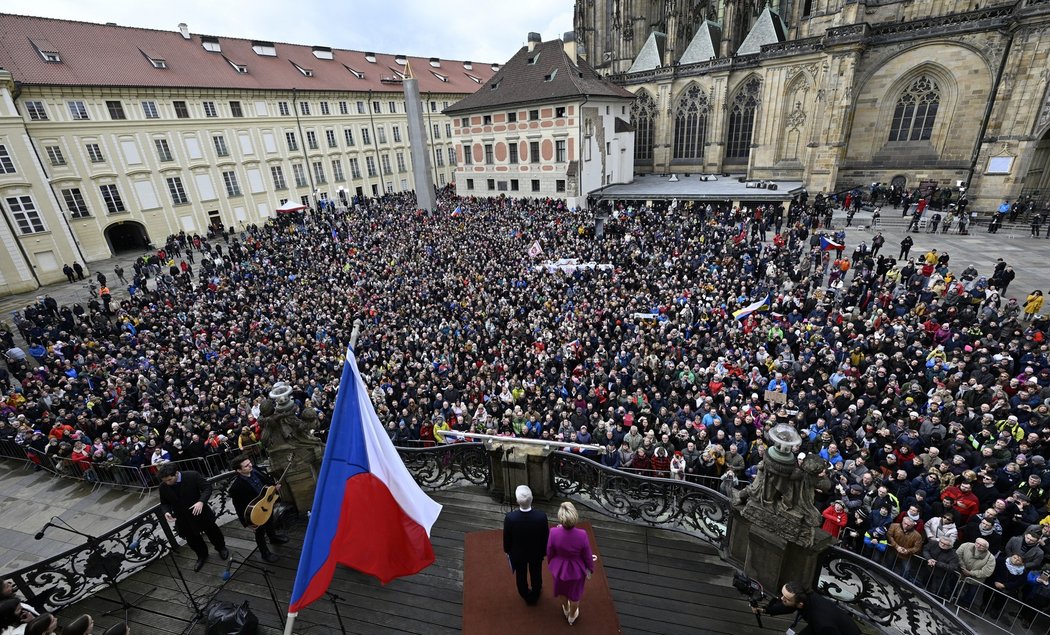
[4,0,573,64]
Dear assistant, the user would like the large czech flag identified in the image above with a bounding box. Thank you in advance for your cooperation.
[286,347,442,620]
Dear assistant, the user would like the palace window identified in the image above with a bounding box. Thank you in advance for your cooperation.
[888,75,940,142]
[673,84,709,161]
[630,91,656,163]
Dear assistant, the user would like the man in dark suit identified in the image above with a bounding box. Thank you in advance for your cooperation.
[158,463,228,571]
[503,485,549,605]
[756,580,861,634]
[228,455,288,563]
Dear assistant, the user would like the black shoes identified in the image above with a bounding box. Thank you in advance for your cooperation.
[193,555,208,572]
[218,548,230,560]
[262,552,279,563]
[269,534,289,545]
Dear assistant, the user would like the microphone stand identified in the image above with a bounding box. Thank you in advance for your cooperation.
[225,555,285,630]
[326,592,348,634]
[39,520,158,623]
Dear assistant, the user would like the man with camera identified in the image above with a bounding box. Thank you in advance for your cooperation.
[753,581,861,635]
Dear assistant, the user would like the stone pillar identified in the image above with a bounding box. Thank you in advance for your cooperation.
[489,444,556,503]
[732,423,835,593]
[402,76,436,212]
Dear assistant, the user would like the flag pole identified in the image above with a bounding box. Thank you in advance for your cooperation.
[283,319,364,635]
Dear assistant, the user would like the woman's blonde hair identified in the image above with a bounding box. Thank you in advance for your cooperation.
[558,501,579,529]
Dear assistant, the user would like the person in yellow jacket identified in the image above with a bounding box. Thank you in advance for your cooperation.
[1024,290,1044,321]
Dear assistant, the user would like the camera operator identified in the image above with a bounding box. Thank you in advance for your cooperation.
[753,581,861,635]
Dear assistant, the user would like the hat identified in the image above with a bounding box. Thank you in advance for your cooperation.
[1033,455,1047,466]
[1028,527,1043,538]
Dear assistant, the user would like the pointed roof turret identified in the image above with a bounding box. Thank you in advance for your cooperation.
[679,20,722,65]
[627,31,666,74]
[736,7,787,56]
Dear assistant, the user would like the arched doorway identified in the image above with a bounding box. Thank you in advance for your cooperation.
[1021,127,1050,215]
[104,220,150,254]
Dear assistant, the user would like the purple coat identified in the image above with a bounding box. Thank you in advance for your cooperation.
[547,525,593,584]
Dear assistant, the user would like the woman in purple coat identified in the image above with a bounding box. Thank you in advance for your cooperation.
[547,502,595,625]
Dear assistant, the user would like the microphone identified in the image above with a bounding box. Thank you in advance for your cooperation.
[34,522,53,540]
[222,558,235,581]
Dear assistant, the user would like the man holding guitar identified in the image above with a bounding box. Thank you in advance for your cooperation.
[229,455,290,563]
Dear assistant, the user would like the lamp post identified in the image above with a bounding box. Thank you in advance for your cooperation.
[292,87,317,211]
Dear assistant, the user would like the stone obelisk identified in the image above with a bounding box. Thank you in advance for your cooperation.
[401,61,436,212]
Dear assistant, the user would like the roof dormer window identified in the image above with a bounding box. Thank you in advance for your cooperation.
[228,59,248,74]
[490,79,502,91]
[364,52,376,63]
[312,46,334,60]
[343,65,364,79]
[527,53,540,65]
[463,61,473,70]
[431,71,448,82]
[151,58,167,69]
[395,55,407,65]
[30,38,61,63]
[466,74,482,84]
[201,36,221,53]
[291,61,314,77]
[252,41,277,56]
[429,57,441,68]
[544,69,558,82]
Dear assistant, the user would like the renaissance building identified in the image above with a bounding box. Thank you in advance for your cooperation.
[573,0,1050,212]
[0,14,495,293]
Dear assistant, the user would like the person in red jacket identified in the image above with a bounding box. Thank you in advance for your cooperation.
[822,500,849,538]
[940,481,980,522]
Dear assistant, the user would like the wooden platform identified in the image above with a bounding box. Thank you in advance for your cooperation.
[63,487,791,634]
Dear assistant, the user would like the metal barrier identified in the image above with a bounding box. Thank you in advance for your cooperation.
[0,437,265,492]
[832,528,1050,634]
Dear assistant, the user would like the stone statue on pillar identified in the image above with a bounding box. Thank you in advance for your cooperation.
[729,423,834,593]
[258,382,323,513]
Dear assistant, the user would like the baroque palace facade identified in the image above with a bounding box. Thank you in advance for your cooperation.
[0,14,495,293]
[573,0,1050,212]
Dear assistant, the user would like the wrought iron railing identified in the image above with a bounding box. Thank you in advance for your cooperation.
[4,472,237,614]
[817,546,977,635]
[396,442,491,490]
[550,451,731,552]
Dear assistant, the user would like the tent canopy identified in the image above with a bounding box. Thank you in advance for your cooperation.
[276,200,308,214]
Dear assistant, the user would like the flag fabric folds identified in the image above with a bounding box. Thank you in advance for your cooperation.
[287,347,442,616]
[732,295,771,321]
[820,236,844,251]
[527,240,543,259]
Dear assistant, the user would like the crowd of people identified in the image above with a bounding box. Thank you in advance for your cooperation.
[1,187,1049,620]
[1,579,128,634]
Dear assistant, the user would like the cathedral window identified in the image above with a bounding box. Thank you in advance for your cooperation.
[888,75,940,142]
[631,91,657,163]
[726,77,761,161]
[673,84,709,161]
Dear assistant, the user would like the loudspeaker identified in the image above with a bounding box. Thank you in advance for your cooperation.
[768,183,778,191]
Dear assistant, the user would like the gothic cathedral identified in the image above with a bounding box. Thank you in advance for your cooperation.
[574,0,1050,212]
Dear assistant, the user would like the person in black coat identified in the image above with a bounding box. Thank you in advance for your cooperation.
[158,463,228,571]
[503,485,550,605]
[757,581,861,635]
[228,455,288,563]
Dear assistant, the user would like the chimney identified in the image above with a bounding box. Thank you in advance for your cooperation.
[562,31,577,62]
[527,32,541,52]
[178,23,190,40]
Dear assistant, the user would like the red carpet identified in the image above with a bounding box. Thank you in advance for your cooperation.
[463,521,621,634]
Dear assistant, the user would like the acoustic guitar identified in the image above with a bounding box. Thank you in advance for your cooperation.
[244,457,293,528]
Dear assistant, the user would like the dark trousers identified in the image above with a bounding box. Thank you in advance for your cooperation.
[513,558,543,603]
[253,521,279,555]
[181,520,226,559]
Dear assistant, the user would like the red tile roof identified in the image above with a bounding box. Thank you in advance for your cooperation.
[0,13,497,94]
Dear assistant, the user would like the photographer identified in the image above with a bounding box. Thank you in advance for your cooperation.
[754,581,861,635]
